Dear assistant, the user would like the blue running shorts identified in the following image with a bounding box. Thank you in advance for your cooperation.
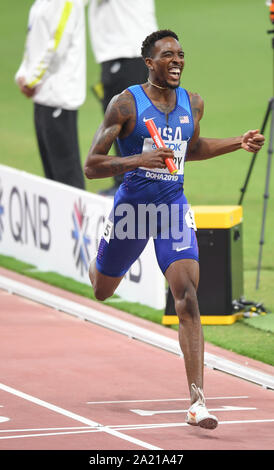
[96,191,199,277]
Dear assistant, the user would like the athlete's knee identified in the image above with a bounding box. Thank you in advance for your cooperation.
[90,275,114,301]
[89,263,119,301]
[174,281,200,322]
[88,262,109,301]
[93,285,112,301]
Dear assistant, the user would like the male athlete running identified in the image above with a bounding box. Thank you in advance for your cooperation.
[84,30,265,430]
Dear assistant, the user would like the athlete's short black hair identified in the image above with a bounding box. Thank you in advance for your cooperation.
[141,29,179,59]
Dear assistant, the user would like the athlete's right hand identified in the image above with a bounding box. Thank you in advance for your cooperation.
[139,148,174,169]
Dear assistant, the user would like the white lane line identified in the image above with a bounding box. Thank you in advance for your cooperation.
[0,382,161,450]
[212,419,274,425]
[109,419,274,430]
[131,406,257,416]
[87,396,249,404]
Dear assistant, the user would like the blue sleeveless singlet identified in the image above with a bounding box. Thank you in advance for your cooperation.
[116,84,194,205]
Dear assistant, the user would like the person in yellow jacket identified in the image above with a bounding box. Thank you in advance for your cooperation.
[15,0,87,189]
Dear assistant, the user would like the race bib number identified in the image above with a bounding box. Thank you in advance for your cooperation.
[103,219,113,243]
[140,137,187,175]
[185,207,197,231]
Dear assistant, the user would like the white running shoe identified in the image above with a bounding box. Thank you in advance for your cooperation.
[186,384,218,430]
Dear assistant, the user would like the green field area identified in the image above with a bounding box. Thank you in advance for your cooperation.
[0,1,273,365]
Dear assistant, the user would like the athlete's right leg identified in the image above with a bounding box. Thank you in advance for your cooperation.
[89,203,149,301]
[89,258,124,301]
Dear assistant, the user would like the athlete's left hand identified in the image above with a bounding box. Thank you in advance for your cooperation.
[241,129,265,153]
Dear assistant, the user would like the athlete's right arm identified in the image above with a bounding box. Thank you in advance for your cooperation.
[84,91,174,179]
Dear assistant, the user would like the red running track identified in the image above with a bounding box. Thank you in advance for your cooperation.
[0,267,273,452]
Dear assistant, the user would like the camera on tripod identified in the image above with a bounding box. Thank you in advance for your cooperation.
[238,1,274,289]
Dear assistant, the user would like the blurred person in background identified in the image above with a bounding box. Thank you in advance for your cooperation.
[15,0,87,189]
[88,0,158,196]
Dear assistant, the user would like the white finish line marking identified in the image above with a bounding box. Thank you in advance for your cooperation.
[1,419,274,441]
[0,426,91,433]
[0,382,161,450]
[131,406,257,416]
[0,429,100,440]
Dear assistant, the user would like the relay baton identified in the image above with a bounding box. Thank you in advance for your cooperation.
[145,119,178,175]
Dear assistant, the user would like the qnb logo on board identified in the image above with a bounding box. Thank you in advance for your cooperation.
[71,199,91,276]
[9,187,51,250]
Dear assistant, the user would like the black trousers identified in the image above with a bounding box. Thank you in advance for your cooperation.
[34,103,85,189]
[101,57,148,186]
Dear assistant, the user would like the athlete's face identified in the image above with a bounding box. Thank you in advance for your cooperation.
[148,37,185,89]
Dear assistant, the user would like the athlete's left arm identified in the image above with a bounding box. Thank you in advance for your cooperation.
[185,93,265,161]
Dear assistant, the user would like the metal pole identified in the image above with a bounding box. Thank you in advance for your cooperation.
[238,100,272,205]
[256,98,274,289]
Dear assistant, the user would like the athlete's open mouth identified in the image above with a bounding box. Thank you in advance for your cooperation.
[168,67,181,79]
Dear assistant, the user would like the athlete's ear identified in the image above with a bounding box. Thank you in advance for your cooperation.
[145,57,153,71]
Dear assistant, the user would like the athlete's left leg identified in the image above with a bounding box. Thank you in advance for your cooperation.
[164,258,204,404]
[153,193,203,403]
[154,195,218,428]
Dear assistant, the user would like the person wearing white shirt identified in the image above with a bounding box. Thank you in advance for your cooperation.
[15,0,87,189]
[88,0,158,195]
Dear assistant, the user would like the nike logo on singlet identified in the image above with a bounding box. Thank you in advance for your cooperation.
[143,117,156,122]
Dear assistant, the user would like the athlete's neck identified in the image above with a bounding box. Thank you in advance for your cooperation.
[147,78,168,90]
